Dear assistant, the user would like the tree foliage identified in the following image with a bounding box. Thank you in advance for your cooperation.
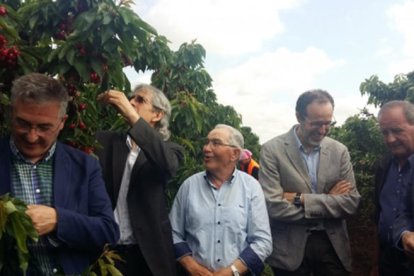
[360,70,414,107]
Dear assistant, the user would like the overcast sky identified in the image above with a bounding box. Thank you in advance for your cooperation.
[126,0,414,143]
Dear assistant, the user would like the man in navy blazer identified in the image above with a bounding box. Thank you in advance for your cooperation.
[0,73,119,275]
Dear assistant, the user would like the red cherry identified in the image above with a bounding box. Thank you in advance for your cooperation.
[0,6,7,16]
[79,48,86,56]
[69,123,76,129]
[89,72,100,84]
[78,103,87,111]
[78,121,86,130]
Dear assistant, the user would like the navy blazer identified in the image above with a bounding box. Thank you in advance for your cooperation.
[0,137,120,274]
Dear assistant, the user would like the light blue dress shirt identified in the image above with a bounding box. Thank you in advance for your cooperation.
[293,127,321,193]
[169,169,272,275]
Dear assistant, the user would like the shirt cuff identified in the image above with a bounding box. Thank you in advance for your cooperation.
[174,242,192,259]
[239,246,264,275]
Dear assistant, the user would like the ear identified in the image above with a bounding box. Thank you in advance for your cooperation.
[58,115,68,131]
[231,148,242,163]
[150,110,164,125]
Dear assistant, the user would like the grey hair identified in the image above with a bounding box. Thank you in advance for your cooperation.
[132,84,171,141]
[214,124,244,149]
[378,100,414,125]
[11,73,69,118]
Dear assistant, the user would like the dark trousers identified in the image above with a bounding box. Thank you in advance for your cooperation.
[272,231,349,276]
[109,244,153,276]
[379,243,414,276]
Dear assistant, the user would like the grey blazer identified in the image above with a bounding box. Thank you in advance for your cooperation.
[259,126,360,271]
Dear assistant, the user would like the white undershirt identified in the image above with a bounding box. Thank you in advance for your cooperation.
[114,135,140,244]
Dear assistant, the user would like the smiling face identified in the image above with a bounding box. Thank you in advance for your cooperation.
[11,98,65,163]
[296,101,334,150]
[379,106,414,161]
[203,128,240,175]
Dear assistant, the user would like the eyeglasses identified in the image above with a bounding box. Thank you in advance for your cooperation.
[13,117,63,135]
[304,117,336,129]
[204,138,237,148]
[130,94,164,112]
[130,94,148,104]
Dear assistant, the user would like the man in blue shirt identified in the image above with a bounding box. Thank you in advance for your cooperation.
[376,100,414,275]
[169,124,272,276]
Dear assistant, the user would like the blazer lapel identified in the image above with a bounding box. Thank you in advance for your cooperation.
[285,127,313,191]
[317,142,331,193]
[53,143,72,207]
[111,137,129,201]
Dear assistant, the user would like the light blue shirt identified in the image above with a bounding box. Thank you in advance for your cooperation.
[169,169,272,275]
[293,127,321,193]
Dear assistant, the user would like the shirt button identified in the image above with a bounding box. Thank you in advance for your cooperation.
[218,203,221,206]
[217,259,221,262]
[217,221,221,225]
[217,240,221,243]
[35,189,41,193]
[52,268,58,273]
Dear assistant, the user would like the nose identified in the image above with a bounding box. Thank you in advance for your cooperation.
[203,143,213,152]
[25,128,40,143]
[129,97,135,105]
[317,124,329,134]
[384,133,397,144]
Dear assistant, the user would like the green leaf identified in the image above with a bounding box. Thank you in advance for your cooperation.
[107,265,123,276]
[8,214,29,254]
[73,61,90,81]
[66,48,76,66]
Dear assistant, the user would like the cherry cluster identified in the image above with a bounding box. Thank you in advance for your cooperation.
[0,35,20,69]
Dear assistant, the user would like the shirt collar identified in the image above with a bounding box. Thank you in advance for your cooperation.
[126,135,140,152]
[9,137,56,164]
[203,168,237,186]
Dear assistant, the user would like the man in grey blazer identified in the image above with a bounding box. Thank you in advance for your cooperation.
[259,89,360,275]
